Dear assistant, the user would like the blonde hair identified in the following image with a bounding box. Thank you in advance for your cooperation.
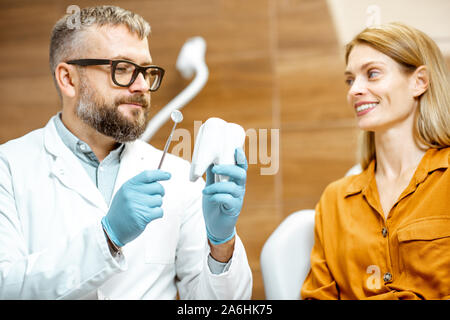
[49,5,151,97]
[345,22,450,169]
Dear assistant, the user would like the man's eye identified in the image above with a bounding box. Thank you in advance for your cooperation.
[115,63,134,73]
[116,67,130,73]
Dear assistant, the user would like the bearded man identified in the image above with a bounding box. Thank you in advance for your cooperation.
[0,5,252,300]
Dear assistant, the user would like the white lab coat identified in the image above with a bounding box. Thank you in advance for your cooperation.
[0,116,252,299]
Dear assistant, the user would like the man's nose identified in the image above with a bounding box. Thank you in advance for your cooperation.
[129,72,150,93]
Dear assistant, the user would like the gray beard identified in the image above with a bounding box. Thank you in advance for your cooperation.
[76,80,150,143]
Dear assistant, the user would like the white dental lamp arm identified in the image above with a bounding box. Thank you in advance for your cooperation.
[140,36,209,142]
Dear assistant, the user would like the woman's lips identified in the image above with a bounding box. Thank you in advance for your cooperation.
[355,102,378,116]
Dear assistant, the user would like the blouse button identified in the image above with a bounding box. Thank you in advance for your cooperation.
[383,272,393,283]
[381,227,388,238]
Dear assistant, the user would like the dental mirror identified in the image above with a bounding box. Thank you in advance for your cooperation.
[157,110,183,170]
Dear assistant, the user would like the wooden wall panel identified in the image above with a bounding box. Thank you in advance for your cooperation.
[1,0,448,300]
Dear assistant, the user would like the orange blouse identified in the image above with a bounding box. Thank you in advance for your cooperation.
[301,147,450,299]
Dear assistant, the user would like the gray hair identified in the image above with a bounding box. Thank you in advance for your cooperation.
[49,5,151,97]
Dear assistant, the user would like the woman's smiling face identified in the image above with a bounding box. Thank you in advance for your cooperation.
[345,44,419,132]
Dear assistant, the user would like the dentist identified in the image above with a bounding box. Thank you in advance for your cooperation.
[0,5,252,299]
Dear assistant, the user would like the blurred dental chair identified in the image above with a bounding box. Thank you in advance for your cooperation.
[261,209,315,300]
[260,164,362,300]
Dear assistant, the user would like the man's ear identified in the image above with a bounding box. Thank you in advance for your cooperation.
[55,62,78,98]
[411,65,429,98]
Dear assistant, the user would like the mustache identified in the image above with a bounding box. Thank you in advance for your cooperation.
[115,94,149,109]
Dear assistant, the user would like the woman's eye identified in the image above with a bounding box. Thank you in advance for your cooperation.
[345,78,354,86]
[368,70,380,79]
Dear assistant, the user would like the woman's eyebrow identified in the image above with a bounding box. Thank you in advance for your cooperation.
[345,60,386,75]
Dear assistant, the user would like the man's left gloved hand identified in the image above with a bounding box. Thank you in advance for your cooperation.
[202,148,248,245]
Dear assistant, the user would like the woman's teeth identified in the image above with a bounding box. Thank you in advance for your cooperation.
[356,103,377,113]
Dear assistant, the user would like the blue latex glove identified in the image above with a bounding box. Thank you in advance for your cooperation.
[101,170,171,247]
[202,148,248,245]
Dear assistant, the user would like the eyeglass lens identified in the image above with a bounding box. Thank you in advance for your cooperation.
[114,61,161,90]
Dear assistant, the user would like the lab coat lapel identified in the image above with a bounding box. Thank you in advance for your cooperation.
[44,117,108,212]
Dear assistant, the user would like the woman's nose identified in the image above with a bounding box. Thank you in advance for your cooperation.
[348,77,367,97]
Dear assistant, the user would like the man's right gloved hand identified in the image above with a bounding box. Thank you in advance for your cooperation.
[101,170,171,247]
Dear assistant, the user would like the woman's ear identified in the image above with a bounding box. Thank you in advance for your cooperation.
[411,65,429,98]
[55,62,78,98]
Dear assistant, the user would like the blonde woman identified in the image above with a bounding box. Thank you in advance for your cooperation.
[301,23,450,299]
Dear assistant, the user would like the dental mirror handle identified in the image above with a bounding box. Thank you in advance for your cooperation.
[157,121,178,170]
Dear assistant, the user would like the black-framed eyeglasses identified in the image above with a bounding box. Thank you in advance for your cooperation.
[66,59,165,92]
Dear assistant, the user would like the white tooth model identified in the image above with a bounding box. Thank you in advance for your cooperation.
[190,118,246,182]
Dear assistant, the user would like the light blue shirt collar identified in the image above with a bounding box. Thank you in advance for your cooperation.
[53,112,124,167]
